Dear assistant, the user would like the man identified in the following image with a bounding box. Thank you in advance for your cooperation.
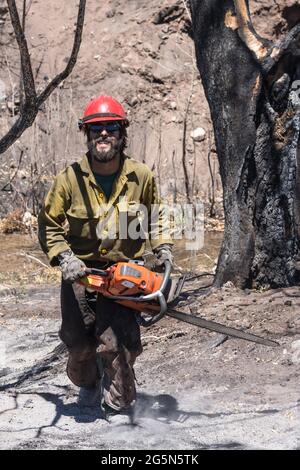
[38,95,173,418]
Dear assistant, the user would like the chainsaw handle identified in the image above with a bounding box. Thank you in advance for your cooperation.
[158,260,172,295]
[138,291,168,327]
[133,260,171,302]
[85,268,109,277]
[128,260,171,327]
[84,261,171,328]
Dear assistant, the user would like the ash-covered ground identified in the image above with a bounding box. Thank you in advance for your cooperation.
[0,271,299,450]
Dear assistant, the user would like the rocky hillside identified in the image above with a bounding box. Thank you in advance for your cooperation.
[0,0,299,215]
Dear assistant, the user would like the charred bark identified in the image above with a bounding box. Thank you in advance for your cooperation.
[190,0,300,288]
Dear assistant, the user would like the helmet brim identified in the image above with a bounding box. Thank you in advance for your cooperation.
[78,115,129,130]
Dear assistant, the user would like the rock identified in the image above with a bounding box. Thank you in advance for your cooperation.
[137,82,145,91]
[143,43,158,59]
[284,300,292,306]
[169,101,177,110]
[106,9,116,18]
[0,285,16,297]
[120,63,128,73]
[190,127,206,142]
[94,55,101,61]
[222,281,234,289]
[159,33,169,41]
[126,96,138,107]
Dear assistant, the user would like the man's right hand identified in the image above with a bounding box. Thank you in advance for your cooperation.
[57,250,87,283]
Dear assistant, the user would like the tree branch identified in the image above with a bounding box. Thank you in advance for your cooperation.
[233,0,271,64]
[1,149,24,191]
[7,0,36,105]
[0,0,86,155]
[233,1,300,74]
[264,24,300,73]
[182,71,195,204]
[37,0,86,105]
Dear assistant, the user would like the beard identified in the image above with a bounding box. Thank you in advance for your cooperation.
[88,136,123,163]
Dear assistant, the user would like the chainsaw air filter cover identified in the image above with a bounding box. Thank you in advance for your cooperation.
[107,262,163,296]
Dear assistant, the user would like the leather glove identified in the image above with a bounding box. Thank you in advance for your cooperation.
[153,244,174,268]
[57,249,87,283]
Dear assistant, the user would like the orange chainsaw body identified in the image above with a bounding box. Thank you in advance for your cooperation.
[79,262,163,314]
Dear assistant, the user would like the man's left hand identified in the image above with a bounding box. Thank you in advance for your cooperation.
[153,244,174,268]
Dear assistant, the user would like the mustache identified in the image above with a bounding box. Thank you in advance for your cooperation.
[94,137,113,144]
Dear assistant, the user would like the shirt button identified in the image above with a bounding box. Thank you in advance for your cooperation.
[99,193,104,199]
[101,248,108,255]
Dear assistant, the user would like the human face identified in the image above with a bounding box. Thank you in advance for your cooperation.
[87,121,123,163]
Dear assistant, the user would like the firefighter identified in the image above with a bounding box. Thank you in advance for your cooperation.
[38,95,173,419]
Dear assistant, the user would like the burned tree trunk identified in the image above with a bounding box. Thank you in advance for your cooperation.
[190,0,300,288]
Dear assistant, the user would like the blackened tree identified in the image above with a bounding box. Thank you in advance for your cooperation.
[190,0,300,288]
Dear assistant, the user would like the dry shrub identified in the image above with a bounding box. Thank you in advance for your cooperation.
[0,209,27,234]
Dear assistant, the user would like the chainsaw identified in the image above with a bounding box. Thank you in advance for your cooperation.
[79,260,278,347]
[79,260,179,327]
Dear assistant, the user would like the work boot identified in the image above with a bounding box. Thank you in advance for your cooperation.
[77,381,102,407]
[100,352,137,411]
[77,352,103,406]
[101,400,135,425]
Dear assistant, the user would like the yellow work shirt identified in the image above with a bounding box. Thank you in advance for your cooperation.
[38,153,173,266]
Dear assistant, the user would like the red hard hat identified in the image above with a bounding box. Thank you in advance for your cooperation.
[78,95,129,129]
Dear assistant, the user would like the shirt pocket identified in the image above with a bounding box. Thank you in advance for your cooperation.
[66,206,99,240]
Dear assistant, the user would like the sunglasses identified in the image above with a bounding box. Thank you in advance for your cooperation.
[89,122,121,133]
